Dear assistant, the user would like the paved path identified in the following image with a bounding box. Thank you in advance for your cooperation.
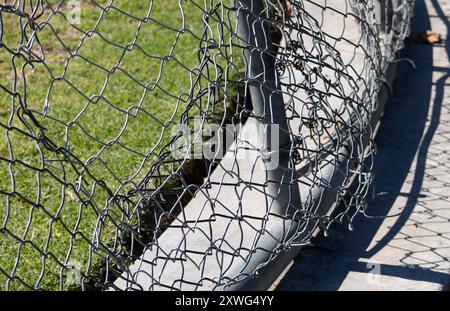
[275,0,450,291]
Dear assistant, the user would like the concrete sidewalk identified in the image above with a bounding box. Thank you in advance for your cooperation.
[274,0,450,291]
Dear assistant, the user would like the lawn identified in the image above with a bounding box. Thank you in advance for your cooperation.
[0,0,243,290]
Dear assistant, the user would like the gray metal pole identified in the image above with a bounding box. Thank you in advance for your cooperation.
[211,0,302,291]
[232,0,299,217]
[375,0,393,32]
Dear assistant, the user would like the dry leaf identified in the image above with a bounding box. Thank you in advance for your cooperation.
[415,30,442,44]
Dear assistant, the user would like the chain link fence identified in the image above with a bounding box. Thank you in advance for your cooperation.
[0,0,414,290]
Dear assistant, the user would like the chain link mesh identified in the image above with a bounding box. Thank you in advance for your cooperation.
[0,0,414,290]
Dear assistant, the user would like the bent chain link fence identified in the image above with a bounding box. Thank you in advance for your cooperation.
[0,0,414,290]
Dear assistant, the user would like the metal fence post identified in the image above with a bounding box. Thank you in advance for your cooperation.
[232,0,300,217]
[375,0,390,32]
[375,0,405,37]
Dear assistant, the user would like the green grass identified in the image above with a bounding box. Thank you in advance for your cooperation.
[0,0,243,290]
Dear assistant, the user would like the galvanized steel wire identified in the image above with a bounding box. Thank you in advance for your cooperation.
[0,0,414,290]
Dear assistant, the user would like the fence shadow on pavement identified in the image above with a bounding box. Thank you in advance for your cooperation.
[275,0,450,291]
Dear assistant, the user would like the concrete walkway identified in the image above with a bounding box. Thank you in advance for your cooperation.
[274,0,450,291]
